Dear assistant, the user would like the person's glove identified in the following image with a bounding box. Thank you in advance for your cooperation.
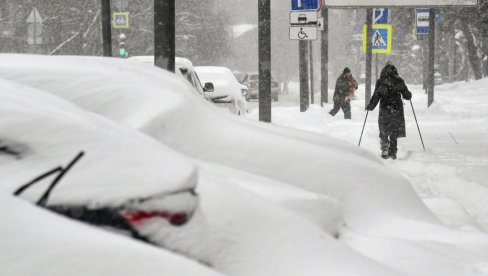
[404,93,412,101]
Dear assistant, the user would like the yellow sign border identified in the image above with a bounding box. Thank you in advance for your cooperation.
[362,24,392,54]
[113,12,129,29]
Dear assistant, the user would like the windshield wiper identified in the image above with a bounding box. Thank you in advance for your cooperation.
[13,151,85,207]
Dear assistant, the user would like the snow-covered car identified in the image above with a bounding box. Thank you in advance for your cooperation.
[0,193,221,276]
[2,54,488,276]
[194,66,248,116]
[0,77,207,263]
[241,72,280,102]
[128,55,215,97]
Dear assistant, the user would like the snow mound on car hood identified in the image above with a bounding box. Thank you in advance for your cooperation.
[0,76,197,207]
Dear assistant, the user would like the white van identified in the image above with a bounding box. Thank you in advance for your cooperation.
[128,56,215,99]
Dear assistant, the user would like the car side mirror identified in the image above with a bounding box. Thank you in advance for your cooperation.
[203,82,214,92]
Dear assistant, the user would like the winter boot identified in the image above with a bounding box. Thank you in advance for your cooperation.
[388,137,398,160]
[380,140,389,159]
[388,149,397,160]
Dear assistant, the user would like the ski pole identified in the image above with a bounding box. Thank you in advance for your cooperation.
[358,111,369,147]
[409,100,426,151]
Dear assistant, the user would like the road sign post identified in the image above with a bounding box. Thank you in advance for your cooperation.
[309,40,314,104]
[299,40,310,112]
[290,0,319,111]
[320,7,328,106]
[428,8,435,107]
[365,9,373,106]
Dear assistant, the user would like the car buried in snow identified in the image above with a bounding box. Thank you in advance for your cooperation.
[194,66,248,116]
[0,78,207,263]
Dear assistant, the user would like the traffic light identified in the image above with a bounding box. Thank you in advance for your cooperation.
[118,33,127,57]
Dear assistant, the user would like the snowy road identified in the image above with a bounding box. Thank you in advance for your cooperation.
[248,80,488,231]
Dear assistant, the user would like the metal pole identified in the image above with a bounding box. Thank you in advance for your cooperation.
[101,0,112,57]
[154,0,175,72]
[422,38,428,92]
[299,40,309,112]
[365,8,373,107]
[258,0,271,122]
[428,8,435,107]
[320,7,329,106]
[409,101,426,151]
[309,41,315,104]
[358,111,369,147]
[375,54,379,80]
[33,10,37,46]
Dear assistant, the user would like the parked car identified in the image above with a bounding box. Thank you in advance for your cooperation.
[233,71,246,84]
[0,77,207,263]
[128,56,215,98]
[194,66,248,116]
[1,194,222,276]
[241,73,280,102]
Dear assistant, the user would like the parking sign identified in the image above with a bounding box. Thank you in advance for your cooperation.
[291,0,320,10]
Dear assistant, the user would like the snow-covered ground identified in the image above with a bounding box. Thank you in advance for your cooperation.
[249,79,488,231]
[1,54,487,275]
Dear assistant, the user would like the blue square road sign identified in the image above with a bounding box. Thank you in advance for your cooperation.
[291,0,319,11]
[373,8,389,24]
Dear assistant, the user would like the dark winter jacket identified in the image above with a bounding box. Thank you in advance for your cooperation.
[332,74,350,102]
[367,65,412,137]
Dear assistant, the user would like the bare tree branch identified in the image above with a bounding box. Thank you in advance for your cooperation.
[48,31,81,56]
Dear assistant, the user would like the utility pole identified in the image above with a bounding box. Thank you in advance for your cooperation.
[365,8,373,107]
[309,41,315,104]
[258,0,272,122]
[101,0,112,57]
[320,7,328,106]
[428,8,435,107]
[154,0,175,72]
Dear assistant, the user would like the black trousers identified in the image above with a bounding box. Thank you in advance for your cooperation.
[329,100,351,119]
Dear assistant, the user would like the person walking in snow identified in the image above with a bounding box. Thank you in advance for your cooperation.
[366,62,412,160]
[329,67,357,119]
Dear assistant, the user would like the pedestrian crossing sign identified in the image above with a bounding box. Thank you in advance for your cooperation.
[362,24,392,54]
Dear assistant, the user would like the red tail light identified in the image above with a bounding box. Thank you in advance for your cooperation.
[123,211,188,226]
